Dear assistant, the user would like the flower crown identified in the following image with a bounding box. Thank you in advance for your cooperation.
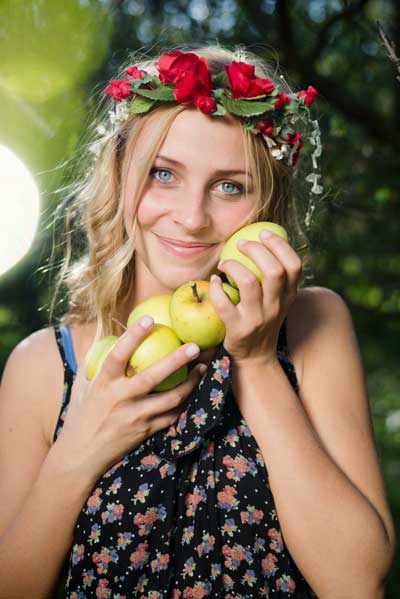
[101,50,318,168]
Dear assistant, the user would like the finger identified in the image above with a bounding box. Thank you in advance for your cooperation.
[258,231,302,302]
[99,316,156,380]
[216,257,263,307]
[126,339,201,397]
[135,362,207,419]
[208,273,237,323]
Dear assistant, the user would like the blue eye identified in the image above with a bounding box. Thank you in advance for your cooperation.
[219,181,242,195]
[150,168,173,183]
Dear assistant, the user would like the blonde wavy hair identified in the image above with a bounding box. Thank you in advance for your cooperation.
[48,43,315,340]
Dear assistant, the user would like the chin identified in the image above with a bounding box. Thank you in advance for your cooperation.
[155,265,215,290]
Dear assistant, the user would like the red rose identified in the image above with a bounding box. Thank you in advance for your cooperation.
[255,119,273,135]
[283,131,304,166]
[224,61,275,99]
[194,95,216,114]
[156,51,204,84]
[297,85,318,105]
[274,92,291,109]
[125,66,147,79]
[173,58,212,105]
[104,78,133,102]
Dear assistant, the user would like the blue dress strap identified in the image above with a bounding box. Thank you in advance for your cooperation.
[56,325,77,375]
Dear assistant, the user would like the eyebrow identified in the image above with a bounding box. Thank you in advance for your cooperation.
[155,154,253,179]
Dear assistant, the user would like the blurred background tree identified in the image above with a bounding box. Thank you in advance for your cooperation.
[0,0,399,594]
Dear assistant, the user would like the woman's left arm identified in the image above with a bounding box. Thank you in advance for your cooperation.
[232,287,395,598]
[210,234,396,599]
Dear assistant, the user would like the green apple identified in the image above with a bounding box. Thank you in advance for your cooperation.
[127,294,173,328]
[219,221,288,288]
[125,324,188,392]
[84,335,119,381]
[170,280,240,350]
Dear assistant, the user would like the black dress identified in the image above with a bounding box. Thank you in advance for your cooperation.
[53,320,318,598]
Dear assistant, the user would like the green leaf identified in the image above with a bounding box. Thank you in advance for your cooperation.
[134,85,175,101]
[212,102,227,116]
[222,96,275,116]
[130,95,157,114]
[213,71,228,87]
[130,74,156,89]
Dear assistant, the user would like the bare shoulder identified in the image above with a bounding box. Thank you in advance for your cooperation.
[1,326,65,443]
[285,285,350,388]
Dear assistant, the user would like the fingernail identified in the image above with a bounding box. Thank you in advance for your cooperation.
[211,274,220,283]
[260,230,272,240]
[237,239,247,248]
[139,315,154,328]
[198,363,207,374]
[217,260,225,269]
[185,343,200,358]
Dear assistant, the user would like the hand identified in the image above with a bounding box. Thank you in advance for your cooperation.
[208,229,302,367]
[51,320,206,482]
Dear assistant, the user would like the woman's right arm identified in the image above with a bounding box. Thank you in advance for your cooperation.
[0,320,205,598]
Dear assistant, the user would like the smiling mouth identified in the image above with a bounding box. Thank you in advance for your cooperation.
[155,234,214,257]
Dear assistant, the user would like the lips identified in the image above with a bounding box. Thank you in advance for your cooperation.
[156,234,212,248]
[155,234,214,258]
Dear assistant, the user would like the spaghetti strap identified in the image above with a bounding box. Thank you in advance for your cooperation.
[52,325,76,443]
[57,325,77,374]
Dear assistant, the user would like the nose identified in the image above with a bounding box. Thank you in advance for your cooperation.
[172,185,210,232]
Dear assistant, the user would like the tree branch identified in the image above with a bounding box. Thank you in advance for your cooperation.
[377,20,400,83]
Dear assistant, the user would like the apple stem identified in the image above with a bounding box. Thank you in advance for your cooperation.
[112,317,127,331]
[190,281,201,303]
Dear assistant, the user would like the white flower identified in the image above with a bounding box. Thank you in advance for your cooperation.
[305,172,323,194]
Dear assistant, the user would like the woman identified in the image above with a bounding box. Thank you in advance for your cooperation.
[0,45,395,598]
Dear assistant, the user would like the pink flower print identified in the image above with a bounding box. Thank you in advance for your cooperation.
[190,407,208,428]
[242,569,257,587]
[210,388,224,409]
[101,502,124,524]
[150,551,170,573]
[86,488,103,514]
[116,531,133,550]
[210,562,221,580]
[240,505,264,525]
[276,574,296,592]
[222,573,234,590]
[181,525,195,545]
[238,420,252,437]
[176,408,188,434]
[222,518,238,537]
[171,590,182,598]
[171,438,183,452]
[196,532,215,557]
[200,438,215,460]
[268,527,284,553]
[222,454,250,481]
[82,568,96,588]
[189,462,199,482]
[255,447,265,466]
[159,463,169,479]
[261,553,278,577]
[95,577,111,598]
[140,593,162,599]
[217,485,239,511]
[206,470,215,489]
[182,556,196,578]
[182,580,212,598]
[89,523,101,545]
[134,505,166,536]
[134,572,148,593]
[222,543,245,570]
[72,543,85,565]
[140,452,160,471]
[129,542,149,570]
[253,535,266,553]
[185,486,207,517]
[132,483,150,505]
[103,455,129,478]
[92,547,118,575]
[224,428,239,447]
[106,476,122,495]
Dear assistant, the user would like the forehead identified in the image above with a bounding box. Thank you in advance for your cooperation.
[132,108,247,169]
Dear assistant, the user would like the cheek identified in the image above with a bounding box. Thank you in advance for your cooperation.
[215,199,254,235]
[136,195,162,228]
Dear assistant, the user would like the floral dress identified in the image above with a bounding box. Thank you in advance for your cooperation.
[53,320,318,598]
